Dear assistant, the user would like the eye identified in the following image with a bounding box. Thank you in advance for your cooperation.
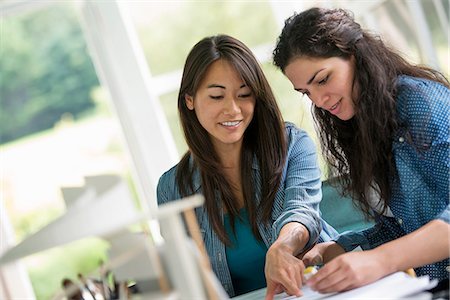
[318,75,329,85]
[295,88,309,96]
[238,93,252,98]
[210,95,223,100]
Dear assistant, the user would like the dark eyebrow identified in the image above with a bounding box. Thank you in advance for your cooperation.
[207,84,248,89]
[293,69,325,92]
[207,84,225,89]
[307,68,325,84]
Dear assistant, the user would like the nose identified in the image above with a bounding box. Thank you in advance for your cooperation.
[310,91,329,109]
[223,97,241,115]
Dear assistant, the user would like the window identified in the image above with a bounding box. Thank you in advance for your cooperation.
[1,2,138,299]
[127,1,313,155]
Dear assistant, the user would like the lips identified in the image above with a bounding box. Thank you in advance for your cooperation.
[328,99,342,113]
[220,120,241,127]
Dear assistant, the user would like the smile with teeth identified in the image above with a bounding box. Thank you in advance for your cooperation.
[329,100,341,111]
[221,120,241,127]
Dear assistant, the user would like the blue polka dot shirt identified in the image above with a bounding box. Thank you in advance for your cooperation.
[336,75,449,281]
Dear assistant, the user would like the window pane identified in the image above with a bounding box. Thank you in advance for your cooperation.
[128,1,313,156]
[1,3,137,299]
[131,1,279,75]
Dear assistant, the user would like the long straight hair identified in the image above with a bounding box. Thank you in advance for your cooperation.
[273,8,449,217]
[177,35,286,244]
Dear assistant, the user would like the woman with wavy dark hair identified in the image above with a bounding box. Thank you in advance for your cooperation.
[273,7,449,294]
[157,34,337,297]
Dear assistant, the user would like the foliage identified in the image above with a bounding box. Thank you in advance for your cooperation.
[0,4,99,144]
[137,1,278,75]
[12,205,62,241]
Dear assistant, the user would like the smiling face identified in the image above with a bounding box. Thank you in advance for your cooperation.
[185,59,256,151]
[284,56,357,121]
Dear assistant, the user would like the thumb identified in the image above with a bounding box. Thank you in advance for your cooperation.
[303,252,323,267]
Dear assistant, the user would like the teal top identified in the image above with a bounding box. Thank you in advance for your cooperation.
[157,123,339,297]
[223,208,268,296]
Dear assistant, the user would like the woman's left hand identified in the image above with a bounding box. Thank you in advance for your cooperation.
[306,250,389,293]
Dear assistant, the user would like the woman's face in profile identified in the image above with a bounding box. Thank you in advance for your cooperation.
[284,56,357,121]
[185,59,256,151]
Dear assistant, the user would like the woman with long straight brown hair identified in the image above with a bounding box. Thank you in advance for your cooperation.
[157,34,337,297]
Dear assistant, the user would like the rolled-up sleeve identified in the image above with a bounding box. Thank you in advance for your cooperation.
[438,205,450,223]
[272,124,323,251]
[335,230,371,252]
[335,216,403,251]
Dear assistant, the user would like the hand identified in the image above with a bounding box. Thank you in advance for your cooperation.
[306,250,389,293]
[302,241,345,266]
[265,243,305,300]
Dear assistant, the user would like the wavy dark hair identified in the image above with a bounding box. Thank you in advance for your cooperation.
[273,7,449,217]
[177,34,286,244]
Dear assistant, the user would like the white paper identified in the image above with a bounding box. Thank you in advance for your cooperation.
[323,272,436,300]
[233,272,437,300]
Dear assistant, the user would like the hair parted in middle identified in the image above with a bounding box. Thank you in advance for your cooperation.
[176,34,287,244]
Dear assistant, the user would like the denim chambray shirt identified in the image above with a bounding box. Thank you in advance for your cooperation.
[157,123,338,297]
[336,75,450,281]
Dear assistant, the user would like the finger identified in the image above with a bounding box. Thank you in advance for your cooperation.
[294,268,304,297]
[274,284,283,294]
[307,260,339,286]
[295,267,303,290]
[284,284,301,297]
[303,253,322,266]
[316,275,352,293]
[302,254,312,266]
[281,270,302,297]
[265,281,277,300]
[309,264,345,292]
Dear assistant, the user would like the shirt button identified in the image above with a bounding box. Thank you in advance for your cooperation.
[398,218,403,225]
[399,137,405,142]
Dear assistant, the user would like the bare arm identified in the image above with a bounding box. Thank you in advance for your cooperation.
[379,219,449,273]
[307,219,450,293]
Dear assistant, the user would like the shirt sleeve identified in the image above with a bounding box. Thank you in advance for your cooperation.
[156,165,179,205]
[335,216,403,251]
[337,78,450,251]
[425,134,450,223]
[399,78,449,223]
[421,125,449,223]
[438,206,450,223]
[272,124,323,251]
[156,175,169,205]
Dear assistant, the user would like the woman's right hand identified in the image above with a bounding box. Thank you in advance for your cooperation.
[265,239,305,299]
[302,241,345,266]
